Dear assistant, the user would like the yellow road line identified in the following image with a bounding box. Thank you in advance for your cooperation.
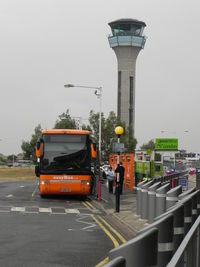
[95,257,109,267]
[85,201,96,210]
[97,215,126,244]
[81,201,91,209]
[31,187,37,197]
[91,215,119,248]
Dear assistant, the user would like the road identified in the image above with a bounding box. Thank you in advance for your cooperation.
[0,179,124,267]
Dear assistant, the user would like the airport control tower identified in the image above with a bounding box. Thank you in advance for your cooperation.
[108,18,146,137]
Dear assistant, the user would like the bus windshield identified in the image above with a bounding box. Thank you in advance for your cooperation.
[41,134,90,174]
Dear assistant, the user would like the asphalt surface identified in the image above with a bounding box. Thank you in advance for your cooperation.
[0,180,121,267]
[0,175,196,266]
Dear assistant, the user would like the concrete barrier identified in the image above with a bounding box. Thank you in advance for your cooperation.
[156,183,170,217]
[166,185,182,210]
[138,214,174,267]
[141,180,154,219]
[136,180,147,216]
[148,182,161,223]
[109,228,158,267]
[155,203,184,254]
[103,256,126,267]
[180,197,192,235]
[178,187,196,200]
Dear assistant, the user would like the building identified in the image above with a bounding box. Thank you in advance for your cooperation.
[108,18,146,137]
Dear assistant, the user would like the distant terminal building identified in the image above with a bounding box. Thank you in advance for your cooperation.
[108,18,146,137]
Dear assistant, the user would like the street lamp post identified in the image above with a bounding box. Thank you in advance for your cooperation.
[115,126,124,212]
[64,83,102,200]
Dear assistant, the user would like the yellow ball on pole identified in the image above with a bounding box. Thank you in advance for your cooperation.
[115,126,124,136]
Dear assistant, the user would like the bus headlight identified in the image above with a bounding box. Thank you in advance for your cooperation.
[81,180,90,186]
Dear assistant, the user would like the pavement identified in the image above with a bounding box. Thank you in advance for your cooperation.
[93,174,197,240]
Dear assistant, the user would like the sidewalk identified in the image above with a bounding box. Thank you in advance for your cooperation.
[94,181,148,239]
[94,174,197,239]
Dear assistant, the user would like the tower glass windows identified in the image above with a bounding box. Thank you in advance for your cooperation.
[111,24,143,37]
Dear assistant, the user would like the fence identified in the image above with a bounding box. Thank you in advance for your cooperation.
[103,171,200,267]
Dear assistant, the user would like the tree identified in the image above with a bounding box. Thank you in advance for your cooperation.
[140,139,155,151]
[54,110,76,129]
[88,110,137,161]
[21,124,42,163]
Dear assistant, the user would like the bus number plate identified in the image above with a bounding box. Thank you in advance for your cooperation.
[60,188,71,192]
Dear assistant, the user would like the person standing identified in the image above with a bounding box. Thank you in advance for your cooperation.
[107,166,115,193]
[115,162,125,194]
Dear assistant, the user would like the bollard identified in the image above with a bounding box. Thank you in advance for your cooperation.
[166,185,182,210]
[180,196,192,236]
[136,180,147,216]
[155,203,184,254]
[156,183,170,217]
[148,182,161,223]
[138,214,174,267]
[109,228,158,267]
[141,180,154,219]
[103,256,126,267]
[178,187,196,200]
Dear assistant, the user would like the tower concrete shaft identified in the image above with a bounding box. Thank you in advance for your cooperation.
[108,18,146,138]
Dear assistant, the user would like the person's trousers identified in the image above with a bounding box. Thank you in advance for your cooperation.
[108,180,113,193]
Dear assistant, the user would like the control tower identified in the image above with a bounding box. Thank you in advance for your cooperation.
[108,18,146,137]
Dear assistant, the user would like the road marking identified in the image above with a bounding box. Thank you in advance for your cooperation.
[11,207,25,212]
[31,182,39,197]
[97,215,126,243]
[82,201,91,209]
[65,209,80,214]
[39,208,52,213]
[76,215,97,231]
[95,257,109,267]
[20,185,25,188]
[6,194,13,198]
[91,215,119,248]
[85,201,96,210]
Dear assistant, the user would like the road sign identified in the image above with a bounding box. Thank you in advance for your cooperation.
[179,177,188,191]
[155,138,178,151]
[112,143,124,153]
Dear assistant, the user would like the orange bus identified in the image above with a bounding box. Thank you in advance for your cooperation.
[35,129,97,197]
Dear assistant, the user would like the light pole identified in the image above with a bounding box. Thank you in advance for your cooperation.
[64,84,102,162]
[64,83,102,200]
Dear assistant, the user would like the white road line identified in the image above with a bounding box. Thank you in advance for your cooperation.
[6,194,13,198]
[65,209,80,214]
[39,208,52,213]
[11,207,25,212]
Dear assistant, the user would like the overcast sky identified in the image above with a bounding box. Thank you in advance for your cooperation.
[0,0,199,155]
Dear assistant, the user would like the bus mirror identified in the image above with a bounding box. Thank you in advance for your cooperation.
[36,141,40,150]
[91,143,97,159]
[93,143,97,151]
[36,141,42,158]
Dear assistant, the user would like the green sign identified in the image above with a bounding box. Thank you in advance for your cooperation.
[135,161,150,175]
[155,138,178,151]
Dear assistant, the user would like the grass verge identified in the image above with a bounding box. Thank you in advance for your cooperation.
[0,167,36,180]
